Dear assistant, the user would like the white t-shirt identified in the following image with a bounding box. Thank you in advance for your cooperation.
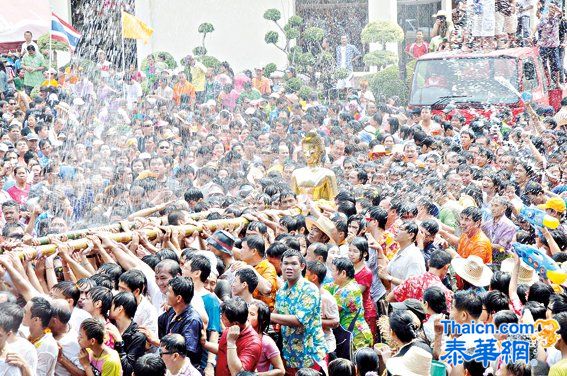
[321,288,339,352]
[0,360,21,376]
[386,244,426,287]
[340,46,347,68]
[20,41,39,56]
[35,332,58,376]
[134,295,159,335]
[55,329,83,376]
[69,307,91,333]
[7,336,37,374]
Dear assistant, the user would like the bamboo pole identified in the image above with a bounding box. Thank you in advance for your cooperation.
[23,207,302,258]
[26,217,250,259]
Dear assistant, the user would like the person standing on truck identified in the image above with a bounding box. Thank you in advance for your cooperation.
[537,2,562,87]
[430,11,454,52]
[516,0,538,44]
[405,31,429,59]
[495,0,518,48]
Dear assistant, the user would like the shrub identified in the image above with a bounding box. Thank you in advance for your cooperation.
[265,31,279,45]
[367,65,408,104]
[363,50,398,68]
[303,27,325,43]
[198,23,215,34]
[263,9,281,22]
[193,46,207,56]
[264,63,277,77]
[141,52,178,71]
[197,55,221,69]
[285,77,302,92]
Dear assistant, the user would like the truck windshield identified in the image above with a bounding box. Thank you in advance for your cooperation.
[409,57,519,106]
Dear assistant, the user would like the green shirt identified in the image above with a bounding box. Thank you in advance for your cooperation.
[22,53,46,88]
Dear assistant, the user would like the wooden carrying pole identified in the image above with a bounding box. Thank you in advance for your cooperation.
[21,207,302,258]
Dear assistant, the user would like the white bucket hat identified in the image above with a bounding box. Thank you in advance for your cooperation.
[386,346,433,376]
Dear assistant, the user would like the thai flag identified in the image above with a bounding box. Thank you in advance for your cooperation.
[51,12,82,51]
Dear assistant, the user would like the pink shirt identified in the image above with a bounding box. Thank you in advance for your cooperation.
[6,184,30,204]
[256,334,280,372]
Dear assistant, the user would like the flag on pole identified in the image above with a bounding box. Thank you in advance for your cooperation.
[51,12,82,51]
[122,11,154,44]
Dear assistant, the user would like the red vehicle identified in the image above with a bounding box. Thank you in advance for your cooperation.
[409,47,566,122]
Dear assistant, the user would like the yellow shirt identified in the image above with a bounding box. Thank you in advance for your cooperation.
[550,358,567,376]
[190,62,207,92]
[41,78,59,88]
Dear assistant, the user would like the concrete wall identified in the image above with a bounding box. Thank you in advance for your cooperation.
[135,0,294,72]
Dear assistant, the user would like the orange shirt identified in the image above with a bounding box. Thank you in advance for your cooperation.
[252,77,271,95]
[253,259,279,310]
[457,229,492,264]
[173,81,196,105]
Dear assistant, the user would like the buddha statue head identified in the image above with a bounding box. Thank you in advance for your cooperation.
[301,131,325,167]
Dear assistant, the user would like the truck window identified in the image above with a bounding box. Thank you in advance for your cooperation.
[523,60,537,91]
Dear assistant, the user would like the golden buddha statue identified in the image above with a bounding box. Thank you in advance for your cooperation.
[290,132,338,201]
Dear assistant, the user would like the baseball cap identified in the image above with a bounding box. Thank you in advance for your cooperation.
[390,298,426,322]
[539,197,566,213]
[26,133,39,141]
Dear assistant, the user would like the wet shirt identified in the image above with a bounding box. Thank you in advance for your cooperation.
[274,277,327,369]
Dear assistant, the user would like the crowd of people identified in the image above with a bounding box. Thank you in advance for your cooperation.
[403,0,567,87]
[0,11,565,376]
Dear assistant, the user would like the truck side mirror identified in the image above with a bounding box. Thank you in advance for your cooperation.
[523,62,536,81]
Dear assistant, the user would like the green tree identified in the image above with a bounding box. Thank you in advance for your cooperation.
[360,21,404,70]
[198,22,215,53]
[37,34,69,68]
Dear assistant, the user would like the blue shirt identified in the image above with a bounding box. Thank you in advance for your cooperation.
[158,305,203,367]
[275,277,327,368]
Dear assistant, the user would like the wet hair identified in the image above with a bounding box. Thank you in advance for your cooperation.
[493,310,519,329]
[502,361,531,376]
[350,237,369,261]
[249,300,271,334]
[30,296,53,328]
[306,261,327,285]
[461,206,483,222]
[155,259,182,277]
[528,282,554,307]
[119,269,147,295]
[156,248,180,263]
[483,290,509,316]
[489,271,511,295]
[389,310,418,343]
[337,200,357,218]
[332,257,355,279]
[453,290,483,320]
[97,263,124,289]
[400,221,419,242]
[247,221,267,235]
[112,292,138,319]
[266,242,288,260]
[169,277,194,305]
[328,358,356,376]
[189,254,211,282]
[142,254,161,269]
[281,249,305,265]
[133,354,167,376]
[309,242,328,262]
[90,274,114,290]
[88,286,113,318]
[80,318,105,344]
[423,286,448,314]
[366,206,388,229]
[160,333,187,357]
[555,311,567,343]
[354,347,379,376]
[221,297,248,325]
[235,268,258,293]
[523,301,547,321]
[243,235,266,257]
[0,302,23,333]
[428,250,452,269]
[52,281,81,307]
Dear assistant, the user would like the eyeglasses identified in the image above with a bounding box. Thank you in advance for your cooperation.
[159,145,170,149]
[159,349,174,356]
[8,102,16,105]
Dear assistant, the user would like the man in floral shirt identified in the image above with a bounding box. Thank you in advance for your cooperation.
[271,250,327,376]
[386,250,453,310]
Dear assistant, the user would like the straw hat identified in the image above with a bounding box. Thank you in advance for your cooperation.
[451,255,493,287]
[501,258,539,285]
[305,216,337,244]
[386,346,433,376]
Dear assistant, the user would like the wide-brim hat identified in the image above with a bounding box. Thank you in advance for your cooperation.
[206,230,235,256]
[305,215,337,244]
[432,10,450,18]
[386,346,433,376]
[501,257,539,286]
[451,255,493,287]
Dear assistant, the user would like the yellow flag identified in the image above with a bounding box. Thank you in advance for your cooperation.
[122,11,154,44]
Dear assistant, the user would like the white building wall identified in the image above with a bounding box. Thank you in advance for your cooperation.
[135,0,295,72]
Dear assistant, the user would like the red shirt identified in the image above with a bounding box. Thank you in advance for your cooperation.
[7,184,30,205]
[216,324,262,376]
[405,42,429,59]
[354,266,377,318]
[392,271,453,310]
